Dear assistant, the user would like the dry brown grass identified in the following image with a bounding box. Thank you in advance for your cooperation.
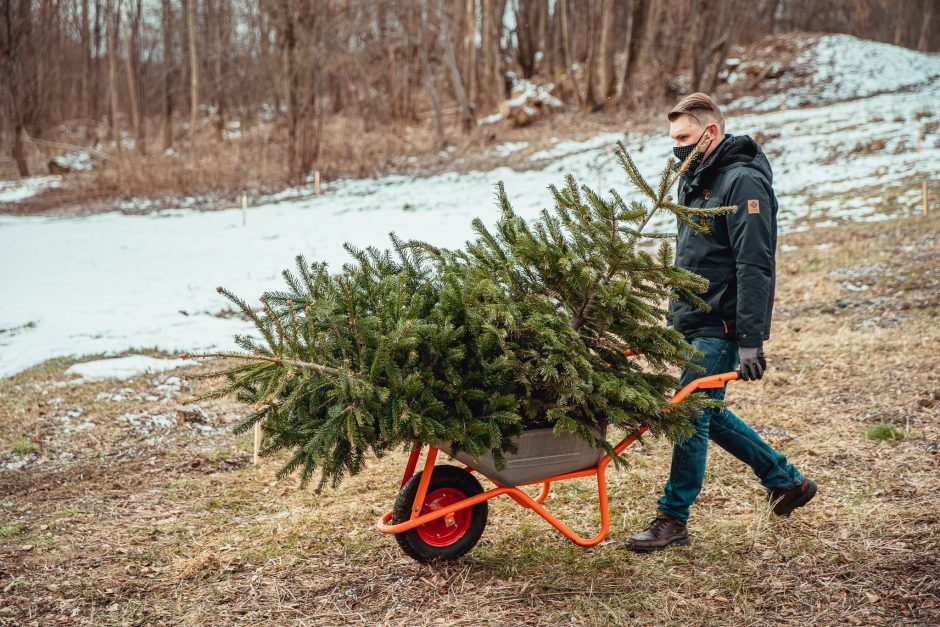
[1,210,938,625]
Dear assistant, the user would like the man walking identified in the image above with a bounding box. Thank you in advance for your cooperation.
[626,93,816,553]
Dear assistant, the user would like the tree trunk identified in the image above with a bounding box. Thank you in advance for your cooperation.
[690,1,711,94]
[212,0,226,139]
[439,0,473,131]
[279,0,298,182]
[418,1,445,147]
[186,0,199,170]
[537,0,549,73]
[917,0,935,51]
[124,0,144,154]
[89,0,101,143]
[582,1,600,110]
[620,0,650,107]
[2,0,29,175]
[81,0,90,125]
[481,0,500,111]
[106,0,122,160]
[161,0,173,150]
[515,0,538,78]
[462,0,477,108]
[597,0,617,105]
[660,0,691,100]
[559,0,572,70]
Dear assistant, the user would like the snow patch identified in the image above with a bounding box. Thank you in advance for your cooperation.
[730,34,940,112]
[51,151,94,172]
[0,176,61,204]
[489,141,529,157]
[65,355,197,381]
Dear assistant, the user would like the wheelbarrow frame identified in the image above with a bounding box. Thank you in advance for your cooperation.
[377,370,740,547]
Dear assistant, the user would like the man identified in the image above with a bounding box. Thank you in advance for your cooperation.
[626,93,816,553]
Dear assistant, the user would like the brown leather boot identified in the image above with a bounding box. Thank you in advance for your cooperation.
[768,478,817,517]
[625,513,690,553]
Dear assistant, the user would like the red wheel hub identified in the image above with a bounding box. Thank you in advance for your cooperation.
[416,487,471,547]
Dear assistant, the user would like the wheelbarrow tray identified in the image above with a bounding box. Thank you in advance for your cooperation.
[435,426,606,486]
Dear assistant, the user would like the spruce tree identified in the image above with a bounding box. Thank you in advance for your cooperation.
[190,140,737,490]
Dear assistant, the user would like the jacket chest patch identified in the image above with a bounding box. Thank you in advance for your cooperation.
[748,199,761,214]
[703,189,712,200]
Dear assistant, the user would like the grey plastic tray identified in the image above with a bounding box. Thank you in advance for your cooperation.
[436,426,606,486]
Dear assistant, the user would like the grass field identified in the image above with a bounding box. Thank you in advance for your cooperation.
[1,208,938,625]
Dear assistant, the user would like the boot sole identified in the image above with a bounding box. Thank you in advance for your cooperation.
[776,479,818,517]
[627,537,690,553]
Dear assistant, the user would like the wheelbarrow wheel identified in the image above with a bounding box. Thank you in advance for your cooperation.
[391,465,487,562]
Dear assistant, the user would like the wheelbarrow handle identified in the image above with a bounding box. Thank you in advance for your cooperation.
[670,371,739,405]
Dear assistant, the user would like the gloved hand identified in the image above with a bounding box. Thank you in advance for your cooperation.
[739,346,767,381]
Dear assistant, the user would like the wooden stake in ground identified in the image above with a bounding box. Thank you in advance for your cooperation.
[253,421,261,465]
[241,193,247,225]
[924,181,929,217]
[314,170,320,196]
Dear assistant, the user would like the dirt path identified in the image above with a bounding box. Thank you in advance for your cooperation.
[1,212,938,626]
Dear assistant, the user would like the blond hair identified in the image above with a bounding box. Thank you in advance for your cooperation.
[668,93,725,133]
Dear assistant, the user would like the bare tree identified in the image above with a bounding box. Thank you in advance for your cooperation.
[596,0,617,107]
[917,0,936,51]
[123,0,144,154]
[418,0,445,147]
[81,0,90,125]
[89,0,102,142]
[106,0,122,160]
[161,0,174,150]
[619,0,650,108]
[514,0,539,78]
[186,0,199,169]
[462,0,477,107]
[481,0,501,110]
[439,0,473,131]
[2,0,30,175]
[208,0,228,139]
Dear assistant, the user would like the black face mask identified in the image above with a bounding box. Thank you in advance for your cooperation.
[673,129,711,174]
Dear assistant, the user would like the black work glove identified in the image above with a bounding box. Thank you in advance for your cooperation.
[739,346,767,381]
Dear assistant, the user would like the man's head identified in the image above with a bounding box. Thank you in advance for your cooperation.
[668,93,726,163]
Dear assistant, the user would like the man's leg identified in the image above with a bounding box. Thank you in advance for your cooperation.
[708,407,803,492]
[707,342,816,515]
[655,336,736,522]
[627,336,733,552]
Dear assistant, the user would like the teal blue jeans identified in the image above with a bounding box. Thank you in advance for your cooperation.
[657,336,804,523]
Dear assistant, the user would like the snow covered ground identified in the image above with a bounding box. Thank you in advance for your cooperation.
[1,35,938,377]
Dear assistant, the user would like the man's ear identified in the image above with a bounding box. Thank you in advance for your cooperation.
[699,125,713,145]
[701,123,718,145]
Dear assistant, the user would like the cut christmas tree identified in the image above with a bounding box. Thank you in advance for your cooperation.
[189,139,737,490]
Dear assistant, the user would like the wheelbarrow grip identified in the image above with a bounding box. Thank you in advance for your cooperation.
[670,371,739,404]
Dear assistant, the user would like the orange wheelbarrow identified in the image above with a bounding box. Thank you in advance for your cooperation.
[377,370,741,562]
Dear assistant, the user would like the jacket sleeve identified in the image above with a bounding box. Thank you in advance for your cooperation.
[725,171,775,348]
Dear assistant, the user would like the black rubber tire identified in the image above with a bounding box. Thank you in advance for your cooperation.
[391,465,487,563]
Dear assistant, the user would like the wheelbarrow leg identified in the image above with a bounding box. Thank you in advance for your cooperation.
[410,447,439,520]
[535,482,551,504]
[401,440,423,488]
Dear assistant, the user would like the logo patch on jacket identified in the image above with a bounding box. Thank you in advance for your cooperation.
[703,189,712,200]
[747,199,760,214]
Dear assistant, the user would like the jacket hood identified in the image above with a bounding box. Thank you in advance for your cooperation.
[686,134,773,187]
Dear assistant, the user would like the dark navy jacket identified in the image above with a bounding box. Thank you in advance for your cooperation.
[668,134,777,348]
